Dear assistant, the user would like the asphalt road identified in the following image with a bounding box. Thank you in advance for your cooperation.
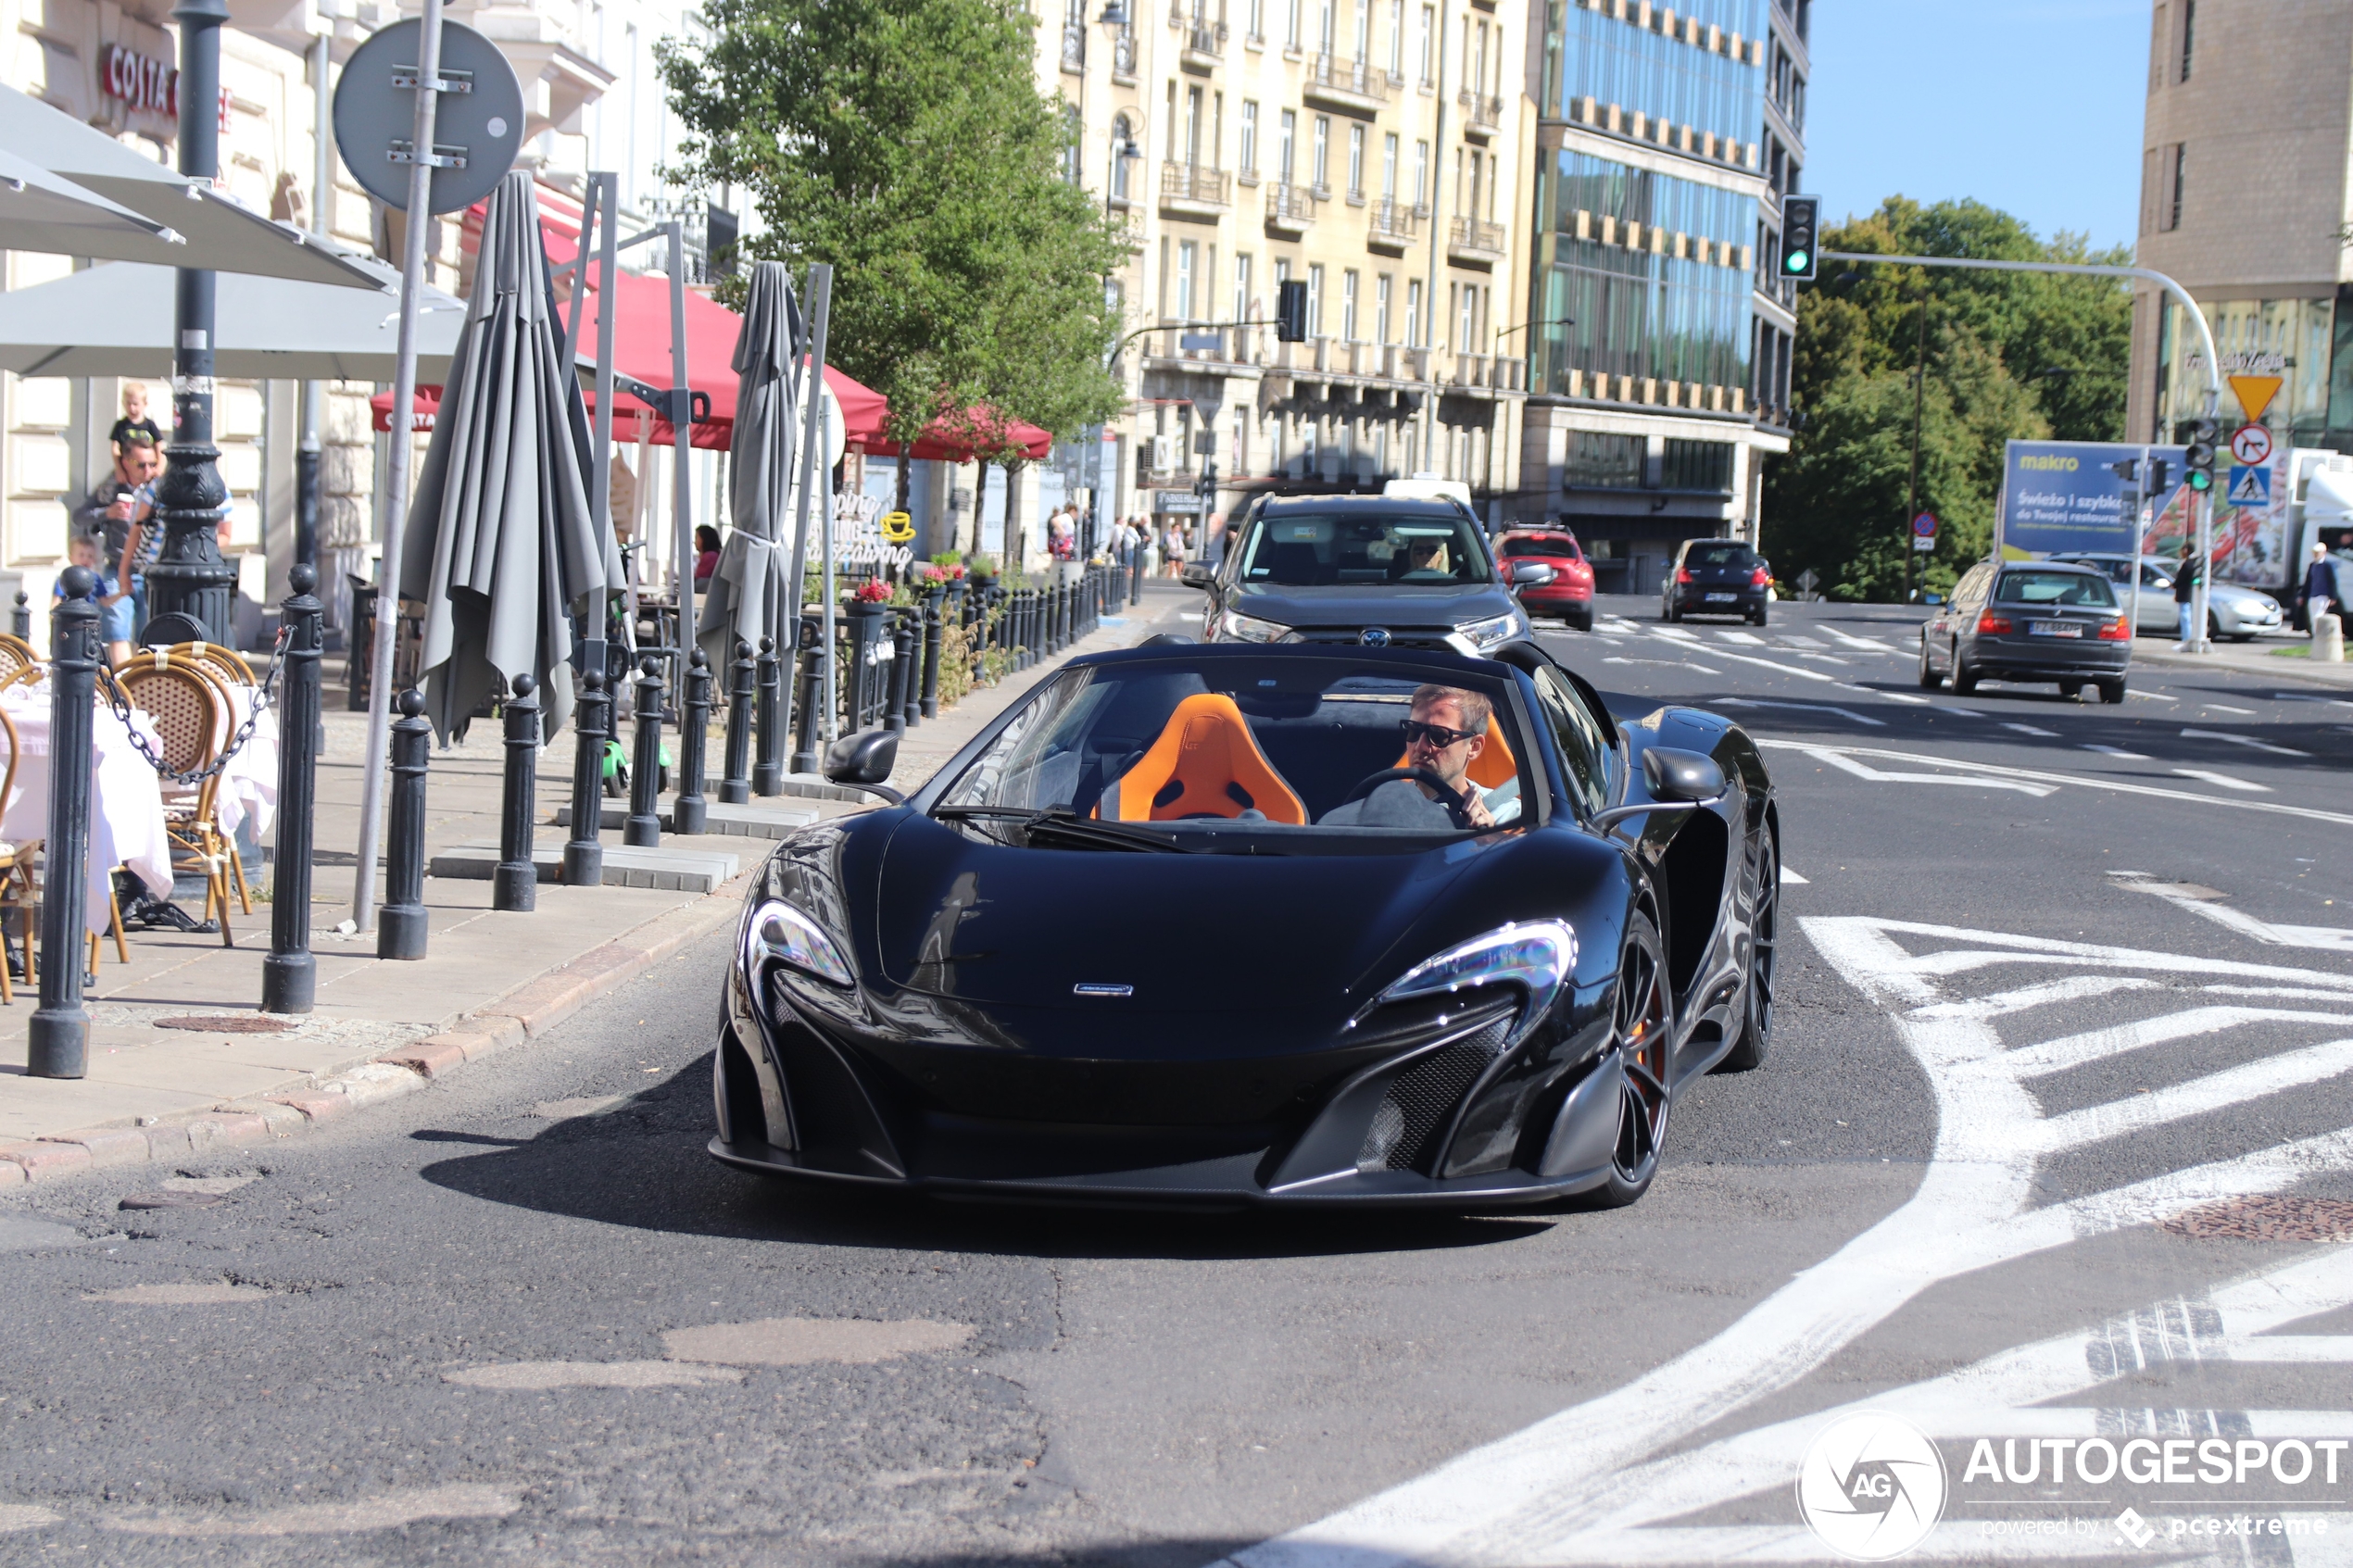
[6,592,2353,1566]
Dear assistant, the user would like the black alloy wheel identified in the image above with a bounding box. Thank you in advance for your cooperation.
[1718,833,1777,1073]
[1580,911,1672,1209]
[1917,634,1943,690]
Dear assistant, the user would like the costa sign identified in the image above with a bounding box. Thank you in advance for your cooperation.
[100,44,178,116]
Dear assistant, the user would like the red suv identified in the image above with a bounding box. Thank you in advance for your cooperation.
[1495,529,1595,631]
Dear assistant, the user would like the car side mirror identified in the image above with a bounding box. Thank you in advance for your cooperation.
[824,729,904,804]
[1643,746,1725,803]
[1179,560,1215,590]
[1510,560,1556,586]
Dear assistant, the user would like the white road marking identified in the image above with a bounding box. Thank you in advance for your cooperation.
[1877,691,1932,705]
[2080,743,2149,759]
[1777,865,1807,884]
[1214,921,2353,1568]
[2127,689,2178,701]
[1796,746,2057,797]
[2181,726,2311,756]
[1931,704,1989,717]
[2201,701,2258,714]
[1788,650,1853,665]
[1602,657,1721,674]
[1717,630,1768,646]
[2171,766,2270,792]
[1820,627,1897,652]
[1998,722,2056,736]
[1753,737,2353,828]
[2274,692,2353,708]
[1774,634,1827,649]
[2115,874,2353,953]
[1713,698,1884,727]
[1649,627,1841,684]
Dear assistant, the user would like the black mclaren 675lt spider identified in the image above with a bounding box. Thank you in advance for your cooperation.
[712,638,1778,1210]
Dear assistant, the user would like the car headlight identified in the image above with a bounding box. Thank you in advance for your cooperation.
[745,898,855,988]
[1361,919,1576,1045]
[1451,608,1527,653]
[1219,608,1295,643]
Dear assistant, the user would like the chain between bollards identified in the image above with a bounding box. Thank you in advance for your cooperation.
[563,666,608,889]
[494,672,540,912]
[720,639,754,805]
[28,567,99,1078]
[259,563,322,1013]
[624,654,665,847]
[751,633,782,797]
[378,688,432,959]
[675,648,711,835]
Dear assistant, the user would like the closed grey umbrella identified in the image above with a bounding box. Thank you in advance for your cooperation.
[698,260,801,670]
[400,172,617,742]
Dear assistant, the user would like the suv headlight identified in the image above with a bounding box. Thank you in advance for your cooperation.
[1219,608,1295,643]
[1360,919,1576,1046]
[1451,608,1527,654]
[746,899,855,988]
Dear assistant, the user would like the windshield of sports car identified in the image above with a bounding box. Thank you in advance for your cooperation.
[933,656,1535,852]
[1234,510,1495,587]
[1994,570,2118,608]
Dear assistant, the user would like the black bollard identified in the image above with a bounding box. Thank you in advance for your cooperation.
[9,591,27,640]
[920,592,944,720]
[751,633,783,797]
[720,638,754,805]
[1130,545,1143,606]
[562,667,609,889]
[494,672,540,912]
[378,688,433,960]
[893,609,919,731]
[790,613,824,776]
[29,568,99,1077]
[675,648,711,835]
[625,655,665,847]
[261,564,323,1013]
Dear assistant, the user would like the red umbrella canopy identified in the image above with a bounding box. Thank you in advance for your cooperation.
[864,407,1054,463]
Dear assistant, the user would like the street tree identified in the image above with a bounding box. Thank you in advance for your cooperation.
[658,0,1130,493]
[1766,197,2130,601]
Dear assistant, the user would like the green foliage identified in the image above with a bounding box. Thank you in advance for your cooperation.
[1767,197,2131,602]
[658,0,1131,455]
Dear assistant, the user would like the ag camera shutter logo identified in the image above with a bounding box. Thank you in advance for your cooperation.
[1795,1411,1948,1561]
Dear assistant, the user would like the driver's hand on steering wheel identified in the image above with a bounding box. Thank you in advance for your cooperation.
[1459,788,1494,830]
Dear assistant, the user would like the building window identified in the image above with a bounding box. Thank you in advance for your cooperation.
[1342,270,1360,340]
[1418,3,1434,82]
[1279,109,1297,182]
[1347,124,1365,198]
[1176,241,1198,320]
[1308,262,1325,336]
[1353,0,1369,61]
[1234,253,1252,326]
[1239,101,1259,175]
[1566,432,1644,489]
[1382,132,1399,198]
[1111,113,1135,198]
[1388,0,1403,76]
[2168,143,2185,231]
[1662,438,1734,492]
[1063,105,1083,183]
[1313,116,1331,190]
[1319,0,1334,53]
[1407,278,1424,346]
[1376,273,1392,343]
[1185,85,1204,164]
[1286,0,1300,46]
[1456,282,1473,353]
[2179,0,2196,82]
[1414,139,1428,207]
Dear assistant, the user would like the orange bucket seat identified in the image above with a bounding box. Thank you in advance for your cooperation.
[1098,693,1308,823]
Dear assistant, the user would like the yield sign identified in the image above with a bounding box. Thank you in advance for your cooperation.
[2228,373,2283,424]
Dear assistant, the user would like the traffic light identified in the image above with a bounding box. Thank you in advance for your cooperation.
[2181,419,2219,493]
[1780,195,1820,282]
[1275,279,1309,342]
[2146,458,2170,494]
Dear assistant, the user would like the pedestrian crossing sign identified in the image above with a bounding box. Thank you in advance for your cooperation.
[2226,464,2271,507]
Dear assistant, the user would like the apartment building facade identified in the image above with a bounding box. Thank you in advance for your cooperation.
[1042,0,1533,542]
[1516,0,1802,595]
[2128,0,2353,459]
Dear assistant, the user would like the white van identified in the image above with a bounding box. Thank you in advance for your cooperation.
[1381,475,1475,510]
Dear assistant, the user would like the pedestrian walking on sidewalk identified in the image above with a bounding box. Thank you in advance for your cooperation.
[2173,547,2201,648]
[2306,542,2340,633]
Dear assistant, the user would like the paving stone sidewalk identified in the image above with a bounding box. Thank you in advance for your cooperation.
[0,583,1189,1185]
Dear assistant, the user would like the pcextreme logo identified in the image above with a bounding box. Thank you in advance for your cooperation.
[1795,1412,1948,1561]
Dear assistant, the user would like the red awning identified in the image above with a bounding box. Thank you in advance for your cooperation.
[864,408,1054,464]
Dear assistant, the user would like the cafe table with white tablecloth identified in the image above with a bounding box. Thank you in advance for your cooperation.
[0,681,174,935]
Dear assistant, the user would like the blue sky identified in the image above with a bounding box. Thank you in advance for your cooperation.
[1804,0,2147,253]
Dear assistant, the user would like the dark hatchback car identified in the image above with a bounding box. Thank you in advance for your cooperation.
[1919,559,2132,703]
[1496,528,1596,632]
[1661,539,1772,625]
[1187,495,1545,657]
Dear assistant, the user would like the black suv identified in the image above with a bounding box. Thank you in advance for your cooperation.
[1183,495,1547,656]
[1661,538,1773,625]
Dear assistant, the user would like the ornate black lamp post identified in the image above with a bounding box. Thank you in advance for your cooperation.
[147,0,241,643]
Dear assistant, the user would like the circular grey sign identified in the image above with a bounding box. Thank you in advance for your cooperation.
[333,18,524,216]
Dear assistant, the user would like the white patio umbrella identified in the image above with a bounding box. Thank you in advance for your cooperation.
[0,145,173,254]
[399,172,617,742]
[0,83,378,289]
[698,260,802,670]
[0,258,465,381]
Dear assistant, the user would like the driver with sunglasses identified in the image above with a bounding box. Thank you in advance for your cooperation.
[1399,685,1503,829]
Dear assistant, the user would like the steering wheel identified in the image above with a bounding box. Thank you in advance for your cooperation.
[1339,767,1474,830]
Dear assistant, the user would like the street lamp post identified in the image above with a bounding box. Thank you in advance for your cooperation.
[1903,295,1926,607]
[148,0,241,644]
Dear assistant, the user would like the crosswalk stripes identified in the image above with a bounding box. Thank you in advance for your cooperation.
[1214,919,2353,1568]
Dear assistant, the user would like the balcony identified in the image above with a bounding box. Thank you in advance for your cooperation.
[1112,30,1137,81]
[1448,215,1505,264]
[1303,52,1390,113]
[1265,181,1318,234]
[1365,195,1417,252]
[1458,89,1502,138]
[1060,21,1085,70]
[1181,19,1227,67]
[1160,161,1231,216]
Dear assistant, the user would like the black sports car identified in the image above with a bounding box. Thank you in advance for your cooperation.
[712,640,1779,1210]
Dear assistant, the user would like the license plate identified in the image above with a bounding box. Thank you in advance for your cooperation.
[1705,592,1737,603]
[2029,621,2082,638]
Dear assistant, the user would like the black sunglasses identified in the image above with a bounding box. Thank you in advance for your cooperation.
[1399,718,1478,748]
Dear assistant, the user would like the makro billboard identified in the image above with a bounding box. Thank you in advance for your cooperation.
[1998,440,2187,560]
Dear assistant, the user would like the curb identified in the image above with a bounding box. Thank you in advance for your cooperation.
[0,873,750,1189]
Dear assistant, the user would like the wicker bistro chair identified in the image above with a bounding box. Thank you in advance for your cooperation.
[174,640,257,690]
[0,634,37,685]
[107,657,236,947]
[123,646,260,917]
